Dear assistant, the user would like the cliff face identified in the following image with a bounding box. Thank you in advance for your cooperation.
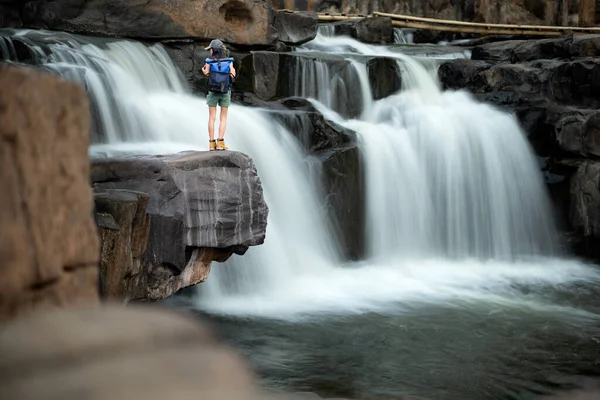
[92,151,269,302]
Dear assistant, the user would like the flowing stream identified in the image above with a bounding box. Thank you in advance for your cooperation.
[3,28,599,400]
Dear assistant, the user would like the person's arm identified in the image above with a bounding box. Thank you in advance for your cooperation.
[230,64,236,79]
[202,63,209,76]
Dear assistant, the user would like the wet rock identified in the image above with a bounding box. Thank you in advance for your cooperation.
[94,189,151,302]
[570,161,600,258]
[0,65,100,322]
[548,58,600,108]
[331,16,394,44]
[18,0,316,46]
[471,39,527,62]
[471,35,600,63]
[367,56,402,100]
[91,151,268,300]
[320,145,365,261]
[273,10,318,45]
[438,58,492,92]
[554,114,587,156]
[582,112,600,157]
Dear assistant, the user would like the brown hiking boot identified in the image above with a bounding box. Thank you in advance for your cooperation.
[216,138,228,151]
[209,139,216,151]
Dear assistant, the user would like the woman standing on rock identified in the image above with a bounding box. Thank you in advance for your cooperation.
[202,39,236,151]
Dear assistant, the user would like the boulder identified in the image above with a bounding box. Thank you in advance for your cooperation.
[94,190,151,302]
[332,17,394,44]
[91,151,269,300]
[320,146,365,261]
[367,56,402,100]
[272,10,318,45]
[19,0,316,46]
[582,112,600,157]
[0,65,100,322]
[548,58,600,108]
[471,39,527,62]
[569,161,600,258]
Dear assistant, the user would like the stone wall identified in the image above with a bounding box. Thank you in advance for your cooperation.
[0,65,100,322]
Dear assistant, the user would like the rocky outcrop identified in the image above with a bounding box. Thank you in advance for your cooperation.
[330,17,394,44]
[569,161,600,258]
[14,0,317,46]
[91,151,269,301]
[0,65,100,322]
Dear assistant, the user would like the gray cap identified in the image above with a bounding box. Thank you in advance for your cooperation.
[205,39,223,50]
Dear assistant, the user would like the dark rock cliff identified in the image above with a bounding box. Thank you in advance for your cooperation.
[92,151,269,301]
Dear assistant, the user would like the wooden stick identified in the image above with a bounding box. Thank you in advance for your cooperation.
[390,20,563,36]
[373,11,600,32]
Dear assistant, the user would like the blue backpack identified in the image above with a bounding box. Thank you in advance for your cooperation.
[206,57,234,93]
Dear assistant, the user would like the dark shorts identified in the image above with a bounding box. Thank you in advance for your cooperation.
[207,91,231,107]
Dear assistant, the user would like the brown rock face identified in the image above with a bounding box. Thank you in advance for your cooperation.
[0,65,100,322]
[18,0,317,45]
[95,189,151,302]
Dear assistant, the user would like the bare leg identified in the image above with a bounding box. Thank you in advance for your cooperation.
[218,106,229,139]
[208,106,217,140]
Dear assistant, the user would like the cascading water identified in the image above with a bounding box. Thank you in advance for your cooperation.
[3,28,598,318]
[4,25,600,400]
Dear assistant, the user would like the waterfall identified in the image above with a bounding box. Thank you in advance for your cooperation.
[4,28,598,319]
[304,36,558,260]
[317,24,336,38]
[394,28,414,44]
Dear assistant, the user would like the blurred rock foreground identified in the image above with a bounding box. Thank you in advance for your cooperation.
[0,60,280,400]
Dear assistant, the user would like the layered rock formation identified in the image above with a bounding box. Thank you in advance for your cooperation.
[4,0,317,46]
[438,34,600,258]
[92,151,269,301]
[0,65,100,322]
